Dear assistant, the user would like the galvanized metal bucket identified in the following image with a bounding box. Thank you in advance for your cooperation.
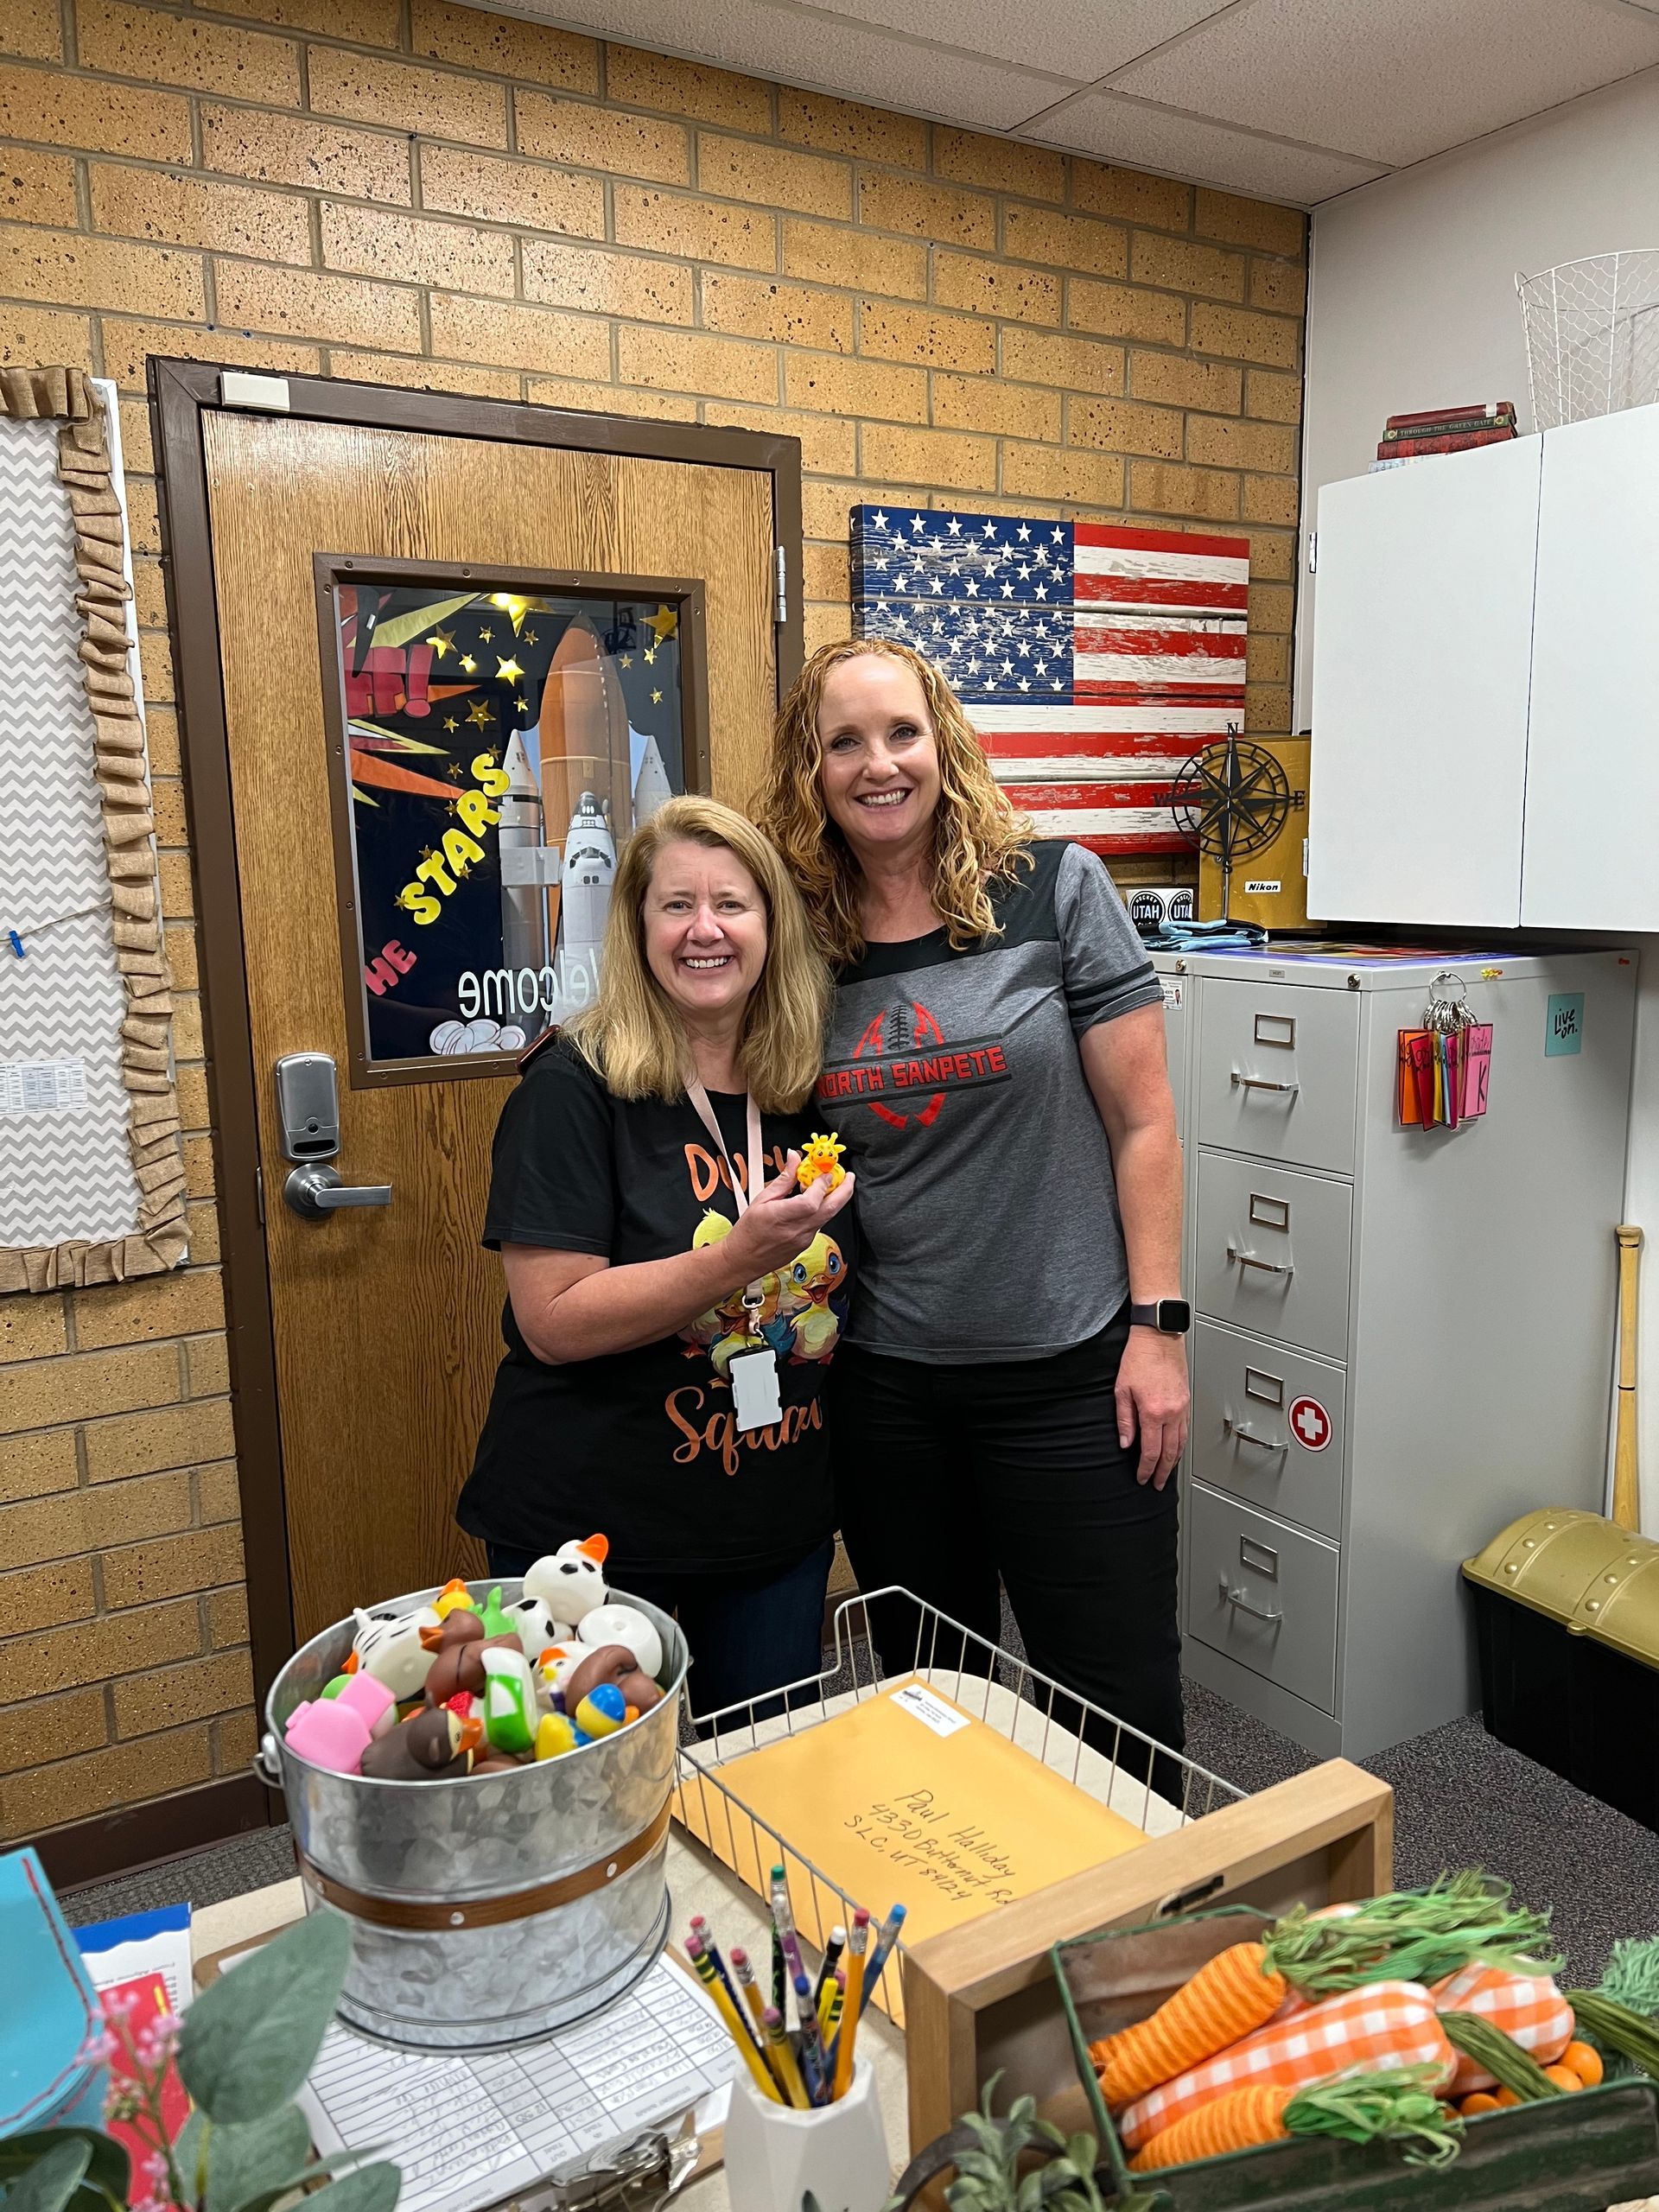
[257,1578,684,2050]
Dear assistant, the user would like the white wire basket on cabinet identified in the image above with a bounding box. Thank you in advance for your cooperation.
[1517,249,1659,429]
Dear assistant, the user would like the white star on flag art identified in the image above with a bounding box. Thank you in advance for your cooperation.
[849,505,1249,855]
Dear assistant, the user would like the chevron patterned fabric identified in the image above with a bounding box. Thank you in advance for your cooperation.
[0,410,145,1253]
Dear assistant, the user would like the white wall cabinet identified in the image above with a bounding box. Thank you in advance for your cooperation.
[1306,403,1659,930]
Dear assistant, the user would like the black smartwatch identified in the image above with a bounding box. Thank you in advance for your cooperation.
[1128,1298,1191,1334]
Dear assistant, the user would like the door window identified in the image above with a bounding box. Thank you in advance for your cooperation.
[322,568,697,1078]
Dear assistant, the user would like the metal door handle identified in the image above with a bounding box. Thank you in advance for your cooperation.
[1231,1072,1300,1095]
[283,1162,393,1217]
[1224,1417,1285,1452]
[1227,1243,1295,1278]
[1219,1575,1283,1624]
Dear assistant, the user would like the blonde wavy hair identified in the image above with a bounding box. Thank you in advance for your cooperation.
[756,636,1032,966]
[563,795,830,1113]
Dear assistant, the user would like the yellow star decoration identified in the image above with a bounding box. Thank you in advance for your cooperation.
[648,604,678,643]
[478,626,493,644]
[480,748,499,767]
[419,846,438,866]
[467,701,493,728]
[514,696,528,715]
[495,655,524,684]
[524,629,539,645]
[395,885,423,912]
[452,852,473,877]
[620,654,633,668]
[644,646,657,664]
[428,626,454,658]
[446,760,465,780]
[442,715,460,734]
[460,654,478,675]
[652,688,663,704]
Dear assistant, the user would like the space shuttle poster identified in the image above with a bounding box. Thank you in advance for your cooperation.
[328,579,688,1066]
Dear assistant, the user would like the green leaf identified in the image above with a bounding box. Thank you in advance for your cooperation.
[0,2134,128,2212]
[206,2104,314,2212]
[178,1916,352,2123]
[273,2159,399,2212]
[0,2139,92,2212]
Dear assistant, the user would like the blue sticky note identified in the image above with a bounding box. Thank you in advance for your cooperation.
[1546,992,1585,1057]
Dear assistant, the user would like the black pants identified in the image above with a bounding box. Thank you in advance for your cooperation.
[828,1310,1185,1791]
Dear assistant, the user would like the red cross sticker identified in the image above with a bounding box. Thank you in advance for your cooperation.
[1288,1395,1332,1452]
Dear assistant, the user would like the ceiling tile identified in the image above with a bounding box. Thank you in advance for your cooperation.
[1024,88,1386,202]
[814,0,1234,78]
[1107,0,1659,164]
[524,0,1080,128]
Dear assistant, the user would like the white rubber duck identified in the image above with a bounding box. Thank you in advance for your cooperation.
[501,1592,568,1661]
[580,1603,664,1681]
[524,1534,609,1627]
[351,1604,442,1701]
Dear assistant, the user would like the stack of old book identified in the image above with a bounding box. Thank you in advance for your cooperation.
[1370,400,1517,469]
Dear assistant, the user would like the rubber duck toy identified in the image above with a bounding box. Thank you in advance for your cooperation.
[432,1576,478,1619]
[579,1603,664,1681]
[360,1704,482,1782]
[796,1131,847,1192]
[682,1211,737,1355]
[480,1645,538,1756]
[501,1593,567,1659]
[565,1643,664,1718]
[534,1711,587,1761]
[523,1534,609,1626]
[781,1231,847,1363]
[283,1668,397,1773]
[350,1605,442,1702]
[574,1682,629,1738]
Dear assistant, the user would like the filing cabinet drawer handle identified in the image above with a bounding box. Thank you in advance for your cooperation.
[1227,1243,1295,1278]
[1224,1417,1286,1452]
[1231,1072,1300,1096]
[1219,1575,1283,1624]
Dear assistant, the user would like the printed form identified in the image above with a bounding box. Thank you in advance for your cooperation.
[297,1956,736,2212]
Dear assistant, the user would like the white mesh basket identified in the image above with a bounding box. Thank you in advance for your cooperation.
[1517,249,1659,430]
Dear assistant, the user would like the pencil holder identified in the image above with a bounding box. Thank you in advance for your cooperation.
[723,2056,891,2212]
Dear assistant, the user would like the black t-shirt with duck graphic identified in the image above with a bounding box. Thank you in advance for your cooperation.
[458,1034,851,1574]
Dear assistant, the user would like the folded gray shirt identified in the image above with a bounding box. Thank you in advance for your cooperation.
[817,840,1163,1363]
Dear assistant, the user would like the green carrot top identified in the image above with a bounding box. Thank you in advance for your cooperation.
[1264,1870,1560,1995]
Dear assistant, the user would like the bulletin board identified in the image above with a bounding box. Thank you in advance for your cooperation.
[0,368,187,1294]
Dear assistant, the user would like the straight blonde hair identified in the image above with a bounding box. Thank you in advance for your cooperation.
[564,795,830,1113]
[756,636,1033,967]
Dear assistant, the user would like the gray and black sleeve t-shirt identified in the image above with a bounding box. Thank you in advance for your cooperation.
[818,840,1162,1363]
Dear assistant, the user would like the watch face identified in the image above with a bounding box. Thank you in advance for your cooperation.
[1159,1300,1192,1334]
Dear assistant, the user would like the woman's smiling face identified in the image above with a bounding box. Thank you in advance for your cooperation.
[641,837,768,1029]
[816,653,943,861]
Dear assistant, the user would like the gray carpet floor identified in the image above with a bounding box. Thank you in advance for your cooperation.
[62,1675,1659,1986]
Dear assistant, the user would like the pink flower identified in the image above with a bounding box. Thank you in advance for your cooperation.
[105,1993,139,2024]
[78,2029,120,2065]
[142,2152,171,2187]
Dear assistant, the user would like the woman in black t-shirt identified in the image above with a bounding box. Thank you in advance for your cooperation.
[458,796,856,1716]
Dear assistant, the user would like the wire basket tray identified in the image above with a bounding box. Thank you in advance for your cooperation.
[1517,248,1659,429]
[672,1586,1245,2031]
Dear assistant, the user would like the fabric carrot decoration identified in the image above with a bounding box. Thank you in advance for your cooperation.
[1130,2063,1462,2172]
[1429,1964,1574,2092]
[1118,1981,1457,2151]
[1092,1870,1552,2111]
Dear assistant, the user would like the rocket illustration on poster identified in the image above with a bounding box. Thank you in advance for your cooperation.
[333,582,688,1064]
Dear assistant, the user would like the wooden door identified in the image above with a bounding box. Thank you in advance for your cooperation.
[200,413,780,1642]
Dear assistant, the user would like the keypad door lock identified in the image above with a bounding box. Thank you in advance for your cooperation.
[273,1052,392,1217]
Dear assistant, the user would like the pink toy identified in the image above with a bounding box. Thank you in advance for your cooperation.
[335,1669,397,1739]
[284,1695,373,1773]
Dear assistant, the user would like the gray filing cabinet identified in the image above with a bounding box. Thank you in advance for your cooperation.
[1152,947,1635,1760]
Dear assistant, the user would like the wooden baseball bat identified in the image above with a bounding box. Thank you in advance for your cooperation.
[1613,1224,1643,1531]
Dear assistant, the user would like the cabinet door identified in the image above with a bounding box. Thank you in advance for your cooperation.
[1522,405,1659,929]
[1306,438,1543,928]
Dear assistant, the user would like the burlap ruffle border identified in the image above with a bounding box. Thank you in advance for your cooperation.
[0,367,188,1294]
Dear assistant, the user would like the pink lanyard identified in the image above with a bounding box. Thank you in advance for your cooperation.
[684,1078,766,1323]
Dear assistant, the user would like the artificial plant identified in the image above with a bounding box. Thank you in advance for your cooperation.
[0,1914,397,2212]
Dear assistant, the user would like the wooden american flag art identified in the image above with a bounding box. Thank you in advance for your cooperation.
[849,505,1249,855]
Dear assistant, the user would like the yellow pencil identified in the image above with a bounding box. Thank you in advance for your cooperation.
[690,1941,779,2103]
[817,1974,836,2037]
[832,1910,869,2101]
[763,2005,810,2109]
[733,1948,786,2097]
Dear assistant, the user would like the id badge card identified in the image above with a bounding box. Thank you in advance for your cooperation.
[730,1346,783,1433]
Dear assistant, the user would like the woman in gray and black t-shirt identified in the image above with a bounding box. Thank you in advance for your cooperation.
[758,639,1190,1771]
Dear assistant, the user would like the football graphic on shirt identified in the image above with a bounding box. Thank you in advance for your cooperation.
[852,1000,948,1130]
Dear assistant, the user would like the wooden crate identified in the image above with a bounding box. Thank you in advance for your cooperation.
[900,1758,1392,2156]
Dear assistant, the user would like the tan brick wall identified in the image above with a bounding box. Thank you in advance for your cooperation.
[0,0,1304,1851]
